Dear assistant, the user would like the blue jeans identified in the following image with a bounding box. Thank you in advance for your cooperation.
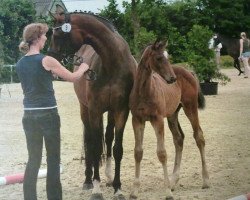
[22,108,62,200]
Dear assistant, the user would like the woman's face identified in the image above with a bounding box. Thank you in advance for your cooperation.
[38,33,47,49]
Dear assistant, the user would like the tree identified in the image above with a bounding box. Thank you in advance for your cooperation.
[100,0,123,29]
[0,0,36,64]
[197,0,249,37]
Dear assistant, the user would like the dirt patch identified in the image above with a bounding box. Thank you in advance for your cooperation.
[0,68,249,200]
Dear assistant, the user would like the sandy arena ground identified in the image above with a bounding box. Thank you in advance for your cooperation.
[0,68,249,200]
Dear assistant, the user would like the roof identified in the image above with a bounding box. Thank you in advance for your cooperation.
[32,0,67,16]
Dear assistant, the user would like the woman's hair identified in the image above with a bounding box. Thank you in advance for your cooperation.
[19,23,49,53]
[240,32,247,39]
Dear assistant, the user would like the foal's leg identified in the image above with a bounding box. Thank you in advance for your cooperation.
[105,111,115,186]
[167,106,184,190]
[130,117,145,199]
[182,104,210,189]
[151,117,173,200]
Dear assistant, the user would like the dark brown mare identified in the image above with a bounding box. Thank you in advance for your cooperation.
[129,40,210,200]
[212,33,244,75]
[48,5,137,200]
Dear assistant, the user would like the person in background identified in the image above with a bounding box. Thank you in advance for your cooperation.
[214,37,222,68]
[239,32,250,78]
[209,34,222,68]
[16,23,89,200]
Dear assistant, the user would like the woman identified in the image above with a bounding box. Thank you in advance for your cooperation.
[16,23,89,200]
[239,32,250,78]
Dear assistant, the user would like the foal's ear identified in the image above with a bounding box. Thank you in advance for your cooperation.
[153,39,168,51]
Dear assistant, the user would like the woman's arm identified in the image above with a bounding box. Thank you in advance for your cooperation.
[239,39,243,57]
[42,56,89,82]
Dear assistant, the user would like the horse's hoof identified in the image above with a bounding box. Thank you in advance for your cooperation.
[89,193,105,200]
[239,71,244,76]
[113,194,126,200]
[83,182,93,190]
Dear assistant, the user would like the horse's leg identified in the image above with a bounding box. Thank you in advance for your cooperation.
[88,110,105,199]
[234,58,244,75]
[167,105,184,190]
[105,111,115,186]
[112,109,129,199]
[130,117,145,199]
[80,104,94,190]
[151,117,173,200]
[182,104,210,189]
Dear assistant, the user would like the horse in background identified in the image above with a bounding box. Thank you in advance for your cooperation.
[212,33,244,75]
[48,5,137,200]
[129,40,209,200]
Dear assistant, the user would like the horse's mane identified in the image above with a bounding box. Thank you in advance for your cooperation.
[71,11,117,32]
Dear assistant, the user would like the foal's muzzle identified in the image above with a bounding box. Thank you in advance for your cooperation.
[166,76,177,84]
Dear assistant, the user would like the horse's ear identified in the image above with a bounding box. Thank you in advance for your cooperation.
[55,4,65,15]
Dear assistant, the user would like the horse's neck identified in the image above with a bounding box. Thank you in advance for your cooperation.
[77,15,124,66]
[135,66,153,97]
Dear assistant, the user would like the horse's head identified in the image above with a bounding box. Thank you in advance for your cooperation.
[140,40,176,84]
[47,5,83,61]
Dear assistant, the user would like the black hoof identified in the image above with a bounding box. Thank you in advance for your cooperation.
[239,71,244,76]
[83,182,93,190]
[89,193,105,200]
[113,194,126,200]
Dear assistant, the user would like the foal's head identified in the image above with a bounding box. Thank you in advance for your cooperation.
[140,40,176,84]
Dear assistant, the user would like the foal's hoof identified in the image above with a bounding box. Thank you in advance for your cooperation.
[113,194,126,200]
[83,182,93,190]
[202,183,210,189]
[89,193,105,200]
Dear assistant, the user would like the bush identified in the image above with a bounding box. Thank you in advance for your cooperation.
[220,55,234,69]
[185,25,230,84]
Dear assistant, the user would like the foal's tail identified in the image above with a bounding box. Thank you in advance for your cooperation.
[191,71,206,109]
[198,88,206,109]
